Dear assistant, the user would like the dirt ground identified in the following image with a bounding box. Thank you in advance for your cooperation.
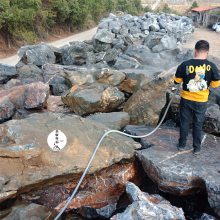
[183,27,220,58]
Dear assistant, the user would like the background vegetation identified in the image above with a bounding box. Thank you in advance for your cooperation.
[0,0,143,46]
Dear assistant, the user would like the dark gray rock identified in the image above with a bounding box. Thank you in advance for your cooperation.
[18,43,61,67]
[200,213,217,220]
[0,64,18,84]
[93,39,112,52]
[61,41,93,65]
[42,63,96,86]
[4,79,22,89]
[49,76,71,96]
[94,29,115,44]
[114,54,141,69]
[204,104,220,134]
[79,204,117,219]
[87,112,130,130]
[104,48,120,64]
[62,84,125,115]
[16,63,44,83]
[135,126,220,217]
[111,182,185,220]
[152,35,177,52]
[144,32,165,49]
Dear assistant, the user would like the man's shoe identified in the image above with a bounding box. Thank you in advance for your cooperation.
[193,148,201,155]
[177,145,186,151]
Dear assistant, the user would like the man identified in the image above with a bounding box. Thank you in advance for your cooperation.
[174,40,220,154]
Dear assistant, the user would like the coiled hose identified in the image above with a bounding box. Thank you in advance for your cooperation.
[54,84,180,220]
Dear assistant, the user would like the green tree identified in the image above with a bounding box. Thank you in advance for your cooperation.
[191,1,198,9]
[162,3,171,13]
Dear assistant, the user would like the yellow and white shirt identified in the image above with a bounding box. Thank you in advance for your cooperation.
[174,59,220,102]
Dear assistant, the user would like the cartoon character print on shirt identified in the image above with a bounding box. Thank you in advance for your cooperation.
[187,66,208,92]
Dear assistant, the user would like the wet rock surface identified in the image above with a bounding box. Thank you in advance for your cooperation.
[129,126,220,217]
[0,112,140,204]
[111,182,185,220]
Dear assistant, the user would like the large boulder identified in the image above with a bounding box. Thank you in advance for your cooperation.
[114,54,141,69]
[0,112,140,207]
[61,41,93,65]
[16,63,44,84]
[0,64,18,84]
[111,182,185,220]
[94,29,115,44]
[132,126,220,217]
[123,67,175,125]
[96,68,126,86]
[204,104,220,135]
[42,63,96,86]
[0,82,49,122]
[62,84,125,116]
[18,43,61,66]
[152,35,177,52]
[87,112,130,130]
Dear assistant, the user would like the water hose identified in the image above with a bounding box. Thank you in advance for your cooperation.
[54,84,180,220]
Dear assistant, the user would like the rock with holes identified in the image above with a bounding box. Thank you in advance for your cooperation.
[111,182,185,220]
[132,126,220,217]
[0,112,140,209]
[61,84,125,115]
[87,112,130,130]
[0,64,18,84]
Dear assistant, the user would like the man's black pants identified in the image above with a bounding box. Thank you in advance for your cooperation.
[179,98,207,150]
